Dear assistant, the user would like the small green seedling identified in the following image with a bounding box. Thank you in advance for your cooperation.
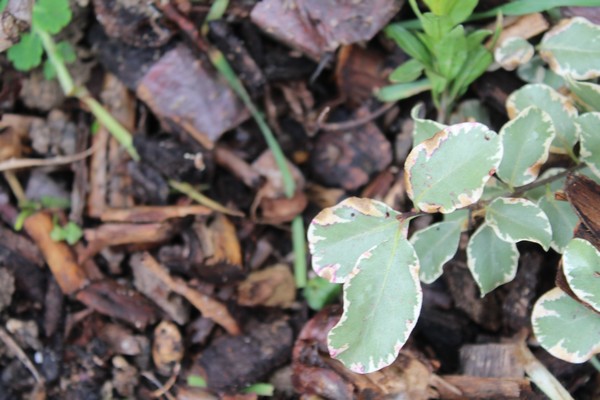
[15,196,82,245]
[50,215,83,245]
[308,16,600,373]
[4,0,139,160]
[380,0,499,121]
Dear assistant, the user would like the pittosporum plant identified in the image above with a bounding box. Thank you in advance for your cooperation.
[308,17,600,374]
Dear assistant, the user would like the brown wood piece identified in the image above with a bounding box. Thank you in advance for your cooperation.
[460,344,524,379]
[24,212,88,295]
[434,375,532,400]
[100,205,212,223]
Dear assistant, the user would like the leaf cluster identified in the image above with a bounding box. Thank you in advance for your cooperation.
[308,16,600,373]
[7,0,74,77]
[380,0,496,120]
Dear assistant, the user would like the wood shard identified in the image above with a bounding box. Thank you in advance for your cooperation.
[24,212,88,295]
[100,205,212,223]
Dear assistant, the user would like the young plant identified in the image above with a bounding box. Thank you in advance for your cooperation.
[379,0,498,122]
[308,16,600,374]
[4,0,139,160]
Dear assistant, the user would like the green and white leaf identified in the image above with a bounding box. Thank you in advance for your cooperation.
[485,197,552,250]
[467,223,519,296]
[308,198,404,283]
[328,234,421,373]
[390,59,424,83]
[481,176,509,201]
[497,106,555,187]
[410,221,461,284]
[532,287,600,363]
[411,103,446,146]
[506,83,578,154]
[576,112,600,178]
[443,208,470,227]
[567,78,600,112]
[563,238,600,312]
[495,37,534,71]
[405,122,503,214]
[517,55,565,89]
[538,194,579,254]
[539,17,600,81]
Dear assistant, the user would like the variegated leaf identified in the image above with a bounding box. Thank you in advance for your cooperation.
[328,234,421,373]
[540,17,600,81]
[576,112,600,179]
[497,106,555,187]
[532,287,600,363]
[506,83,578,154]
[467,223,519,296]
[411,103,446,146]
[495,37,534,71]
[563,238,600,312]
[405,123,503,214]
[410,221,462,284]
[568,78,600,112]
[308,198,403,283]
[485,198,552,250]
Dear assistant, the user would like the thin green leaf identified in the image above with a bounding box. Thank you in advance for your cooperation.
[389,59,423,83]
[532,287,600,363]
[376,79,431,102]
[434,25,467,80]
[471,0,600,20]
[410,221,461,284]
[385,24,431,64]
[540,17,600,80]
[328,233,421,373]
[485,197,552,250]
[467,223,519,296]
[506,83,578,154]
[420,12,454,42]
[450,45,493,99]
[497,106,556,187]
[446,0,478,25]
[563,238,600,312]
[243,383,274,396]
[405,122,503,214]
[308,198,404,283]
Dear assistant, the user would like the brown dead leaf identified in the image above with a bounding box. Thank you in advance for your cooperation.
[238,264,296,308]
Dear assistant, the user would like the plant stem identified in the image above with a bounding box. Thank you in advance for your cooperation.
[509,163,585,198]
[36,27,139,161]
[590,356,600,373]
[518,342,574,400]
[208,49,307,288]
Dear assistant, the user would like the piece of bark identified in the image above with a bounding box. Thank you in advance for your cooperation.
[133,252,240,335]
[460,344,524,378]
[336,45,392,106]
[0,0,33,52]
[23,212,88,295]
[194,214,246,284]
[43,276,63,338]
[208,20,265,98]
[251,0,402,60]
[136,45,249,149]
[76,280,158,330]
[433,375,533,400]
[0,223,43,267]
[100,205,212,223]
[92,0,173,48]
[215,146,262,189]
[152,321,183,376]
[310,117,392,190]
[0,267,15,312]
[237,264,296,308]
[493,13,550,49]
[127,160,170,205]
[193,319,293,392]
[444,261,502,331]
[565,173,600,239]
[473,69,523,115]
[131,255,190,325]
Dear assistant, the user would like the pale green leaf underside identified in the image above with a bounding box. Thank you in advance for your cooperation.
[411,221,461,284]
[537,195,578,253]
[563,238,600,312]
[532,287,600,363]
[568,78,600,112]
[411,103,446,146]
[495,37,534,71]
[497,106,555,187]
[576,112,600,179]
[328,235,421,373]
[540,17,600,81]
[406,122,503,214]
[467,223,519,296]
[308,198,403,283]
[506,83,578,154]
[486,197,552,250]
